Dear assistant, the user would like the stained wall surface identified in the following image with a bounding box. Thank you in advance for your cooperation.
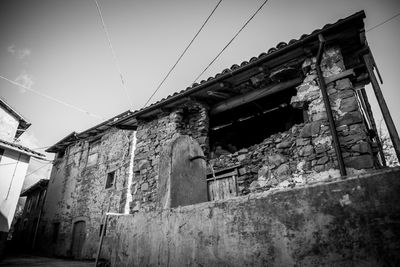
[38,128,135,259]
[108,167,400,267]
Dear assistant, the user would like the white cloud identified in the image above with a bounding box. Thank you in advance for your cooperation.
[7,44,31,60]
[15,71,34,93]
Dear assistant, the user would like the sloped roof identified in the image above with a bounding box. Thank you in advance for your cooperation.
[20,179,49,197]
[0,97,31,139]
[47,10,366,153]
[0,138,45,159]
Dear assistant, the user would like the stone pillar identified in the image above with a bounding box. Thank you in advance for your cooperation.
[291,46,375,173]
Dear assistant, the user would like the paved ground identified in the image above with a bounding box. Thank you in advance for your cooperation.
[0,255,94,267]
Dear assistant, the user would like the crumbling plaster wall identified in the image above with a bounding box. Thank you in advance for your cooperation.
[39,128,135,259]
[209,46,375,195]
[130,102,208,212]
[108,167,400,266]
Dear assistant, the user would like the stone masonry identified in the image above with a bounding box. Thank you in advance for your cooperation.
[208,47,375,195]
[130,46,376,209]
[38,128,135,258]
[131,102,208,212]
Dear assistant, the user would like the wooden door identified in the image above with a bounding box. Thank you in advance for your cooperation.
[71,221,86,258]
[170,136,208,208]
[207,167,238,201]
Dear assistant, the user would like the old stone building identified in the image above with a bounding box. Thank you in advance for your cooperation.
[11,179,48,251]
[37,11,400,266]
[37,116,136,258]
[0,98,44,257]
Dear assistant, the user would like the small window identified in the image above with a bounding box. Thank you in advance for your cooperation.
[56,150,65,159]
[52,222,60,243]
[105,171,115,189]
[86,139,100,167]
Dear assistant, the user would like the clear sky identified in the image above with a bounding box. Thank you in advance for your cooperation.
[1,0,399,187]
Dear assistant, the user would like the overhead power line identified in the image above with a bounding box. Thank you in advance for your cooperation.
[25,162,52,177]
[143,0,223,108]
[0,75,103,120]
[193,0,269,83]
[0,162,18,167]
[93,0,133,107]
[366,11,400,32]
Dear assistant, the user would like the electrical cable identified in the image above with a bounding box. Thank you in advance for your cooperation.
[93,0,133,107]
[192,0,269,84]
[25,162,52,177]
[143,0,223,108]
[0,75,103,120]
[366,11,400,32]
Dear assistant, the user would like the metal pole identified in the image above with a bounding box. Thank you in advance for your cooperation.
[315,34,347,176]
[363,53,400,162]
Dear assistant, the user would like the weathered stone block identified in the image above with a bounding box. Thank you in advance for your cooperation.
[340,97,358,113]
[296,138,310,146]
[268,154,286,167]
[335,78,352,90]
[351,142,371,154]
[299,145,314,157]
[300,124,312,138]
[344,155,374,169]
[276,163,290,176]
[317,156,329,165]
[276,141,292,149]
[310,121,322,136]
[336,111,363,126]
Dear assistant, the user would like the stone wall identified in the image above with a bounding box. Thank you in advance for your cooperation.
[209,46,375,195]
[130,102,209,213]
[38,128,135,259]
[106,167,400,266]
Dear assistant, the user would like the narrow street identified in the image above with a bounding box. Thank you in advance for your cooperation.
[0,255,94,267]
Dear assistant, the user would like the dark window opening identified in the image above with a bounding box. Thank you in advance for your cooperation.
[105,171,115,189]
[52,222,60,243]
[210,88,304,157]
[56,150,65,159]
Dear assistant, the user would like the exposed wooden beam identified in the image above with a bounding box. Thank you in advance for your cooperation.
[210,78,302,115]
[324,69,355,84]
[116,125,137,130]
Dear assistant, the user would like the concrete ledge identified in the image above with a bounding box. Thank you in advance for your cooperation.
[107,167,400,266]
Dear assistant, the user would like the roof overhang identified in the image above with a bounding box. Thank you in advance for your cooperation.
[20,179,49,197]
[0,139,45,159]
[0,98,31,139]
[47,10,367,153]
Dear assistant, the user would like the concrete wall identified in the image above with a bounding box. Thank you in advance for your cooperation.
[0,107,19,142]
[106,167,400,266]
[38,128,135,258]
[0,148,30,232]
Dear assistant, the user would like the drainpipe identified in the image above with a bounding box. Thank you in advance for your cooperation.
[315,34,346,176]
